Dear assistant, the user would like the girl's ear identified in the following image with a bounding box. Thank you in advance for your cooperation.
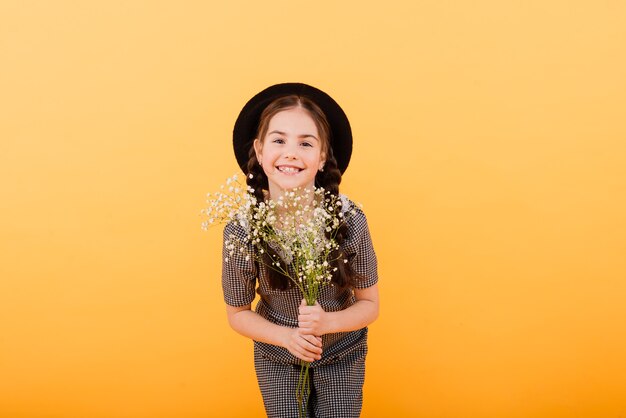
[253,138,262,161]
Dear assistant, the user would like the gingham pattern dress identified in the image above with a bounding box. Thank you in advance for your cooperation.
[222,196,378,417]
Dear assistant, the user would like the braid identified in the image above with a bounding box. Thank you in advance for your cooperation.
[315,150,360,290]
[246,147,267,204]
[315,148,342,196]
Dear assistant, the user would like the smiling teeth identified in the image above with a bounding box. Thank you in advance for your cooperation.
[278,166,301,173]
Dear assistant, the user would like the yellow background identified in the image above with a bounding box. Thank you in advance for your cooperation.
[1,1,625,417]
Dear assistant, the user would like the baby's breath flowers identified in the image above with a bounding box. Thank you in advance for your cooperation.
[201,174,357,417]
[201,175,355,303]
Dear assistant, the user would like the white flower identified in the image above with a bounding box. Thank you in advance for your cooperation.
[203,177,364,328]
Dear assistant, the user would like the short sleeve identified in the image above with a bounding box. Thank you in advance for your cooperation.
[343,203,379,289]
[221,221,257,307]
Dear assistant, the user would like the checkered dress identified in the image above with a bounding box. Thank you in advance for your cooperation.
[222,196,378,417]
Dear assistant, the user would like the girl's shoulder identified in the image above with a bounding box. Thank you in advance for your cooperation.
[223,217,250,241]
[338,194,370,229]
[338,193,357,212]
[338,195,377,262]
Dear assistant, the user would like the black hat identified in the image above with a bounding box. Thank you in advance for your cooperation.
[233,82,353,174]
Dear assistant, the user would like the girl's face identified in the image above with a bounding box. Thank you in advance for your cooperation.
[254,107,325,199]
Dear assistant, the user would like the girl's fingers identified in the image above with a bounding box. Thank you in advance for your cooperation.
[294,352,314,362]
[287,329,323,362]
[299,319,315,328]
[302,334,323,351]
[298,322,322,339]
[299,354,316,362]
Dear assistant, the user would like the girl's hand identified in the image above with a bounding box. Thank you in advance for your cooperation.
[298,299,328,336]
[283,327,323,362]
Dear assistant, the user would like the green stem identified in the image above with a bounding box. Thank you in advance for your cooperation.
[296,360,311,418]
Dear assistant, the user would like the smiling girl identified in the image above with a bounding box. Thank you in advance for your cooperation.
[222,83,379,417]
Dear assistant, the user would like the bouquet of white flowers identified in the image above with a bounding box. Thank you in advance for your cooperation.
[201,174,357,416]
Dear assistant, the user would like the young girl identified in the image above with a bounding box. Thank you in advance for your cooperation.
[222,82,379,417]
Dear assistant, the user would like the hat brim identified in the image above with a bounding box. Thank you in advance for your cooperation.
[233,82,352,174]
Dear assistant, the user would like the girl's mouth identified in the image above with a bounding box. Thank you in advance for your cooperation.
[277,166,302,174]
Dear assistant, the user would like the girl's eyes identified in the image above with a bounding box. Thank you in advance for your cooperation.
[270,138,314,147]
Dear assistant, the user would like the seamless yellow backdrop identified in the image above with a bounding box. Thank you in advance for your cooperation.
[1,1,625,417]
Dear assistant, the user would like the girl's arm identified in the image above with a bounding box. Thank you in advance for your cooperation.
[226,304,323,362]
[297,283,379,336]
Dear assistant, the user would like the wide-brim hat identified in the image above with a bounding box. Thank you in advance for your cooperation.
[233,82,353,174]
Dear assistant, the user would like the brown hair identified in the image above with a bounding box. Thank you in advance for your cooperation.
[245,95,360,290]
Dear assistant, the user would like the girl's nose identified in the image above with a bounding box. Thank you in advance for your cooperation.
[283,147,298,159]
